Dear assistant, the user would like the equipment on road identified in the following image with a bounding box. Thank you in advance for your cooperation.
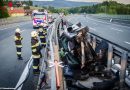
[14,28,23,60]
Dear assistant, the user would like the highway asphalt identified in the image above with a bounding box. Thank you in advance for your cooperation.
[0,21,36,90]
[67,14,130,50]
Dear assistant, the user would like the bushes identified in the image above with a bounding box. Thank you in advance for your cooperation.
[24,6,30,10]
[0,0,9,18]
[64,1,130,15]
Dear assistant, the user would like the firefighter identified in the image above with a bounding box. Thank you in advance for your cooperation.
[14,28,23,60]
[43,22,48,36]
[31,31,41,74]
[38,27,46,48]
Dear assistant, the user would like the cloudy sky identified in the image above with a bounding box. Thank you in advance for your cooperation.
[20,0,130,4]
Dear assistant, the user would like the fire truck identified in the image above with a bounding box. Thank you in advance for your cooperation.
[32,10,48,29]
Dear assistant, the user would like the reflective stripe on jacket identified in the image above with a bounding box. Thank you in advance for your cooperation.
[32,55,40,58]
[33,66,39,69]
[38,31,45,38]
[14,36,23,47]
[31,38,41,59]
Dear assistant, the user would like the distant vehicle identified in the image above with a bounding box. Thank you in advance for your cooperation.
[32,11,48,29]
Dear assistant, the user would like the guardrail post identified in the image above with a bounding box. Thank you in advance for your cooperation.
[107,44,113,71]
[92,36,96,50]
[120,51,128,88]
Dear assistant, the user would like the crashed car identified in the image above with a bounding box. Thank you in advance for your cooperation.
[58,22,120,90]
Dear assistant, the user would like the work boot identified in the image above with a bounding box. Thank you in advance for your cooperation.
[17,55,23,60]
[19,57,23,60]
[33,69,40,75]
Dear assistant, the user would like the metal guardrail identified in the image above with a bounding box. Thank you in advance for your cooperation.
[87,32,130,87]
[0,16,31,26]
[65,18,130,88]
[36,24,55,90]
[37,17,64,90]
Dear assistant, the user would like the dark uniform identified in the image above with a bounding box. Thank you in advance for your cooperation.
[43,27,47,36]
[38,28,46,48]
[14,32,23,60]
[31,37,41,74]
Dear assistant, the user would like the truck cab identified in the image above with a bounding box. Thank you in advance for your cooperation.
[32,12,48,29]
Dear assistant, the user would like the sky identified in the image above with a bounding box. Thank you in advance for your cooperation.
[17,0,130,4]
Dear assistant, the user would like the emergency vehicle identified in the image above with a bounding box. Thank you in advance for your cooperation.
[32,11,48,29]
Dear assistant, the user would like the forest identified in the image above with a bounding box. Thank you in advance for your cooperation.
[48,1,130,15]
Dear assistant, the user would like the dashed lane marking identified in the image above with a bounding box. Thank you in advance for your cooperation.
[86,16,130,29]
[124,41,130,45]
[93,22,98,25]
[111,28,123,32]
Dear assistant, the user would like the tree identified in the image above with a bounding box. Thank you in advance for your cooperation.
[0,0,9,18]
[24,6,30,10]
[29,0,33,6]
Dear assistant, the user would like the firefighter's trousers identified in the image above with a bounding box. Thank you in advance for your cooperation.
[40,37,46,48]
[33,57,40,74]
[16,47,22,58]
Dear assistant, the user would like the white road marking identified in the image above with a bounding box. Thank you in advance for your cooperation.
[90,27,96,31]
[111,28,123,32]
[15,56,33,90]
[124,41,130,45]
[86,16,130,29]
[21,30,25,32]
[0,87,15,89]
[93,22,98,25]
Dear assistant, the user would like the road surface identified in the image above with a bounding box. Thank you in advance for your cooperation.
[0,21,37,90]
[66,14,130,50]
[0,14,130,90]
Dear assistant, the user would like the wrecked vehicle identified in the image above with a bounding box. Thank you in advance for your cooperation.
[58,22,120,90]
